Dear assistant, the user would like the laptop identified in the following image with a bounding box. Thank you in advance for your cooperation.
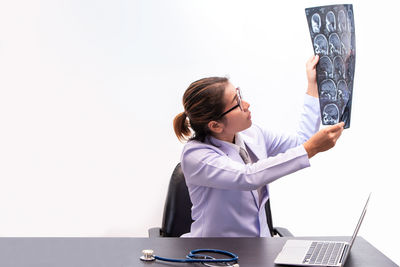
[274,193,371,267]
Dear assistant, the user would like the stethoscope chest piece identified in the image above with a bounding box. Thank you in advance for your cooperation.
[140,249,156,261]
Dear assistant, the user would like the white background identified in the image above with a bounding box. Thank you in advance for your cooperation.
[0,0,399,265]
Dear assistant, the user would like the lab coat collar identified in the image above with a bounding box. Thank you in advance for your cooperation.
[215,133,245,154]
[206,133,267,210]
[205,132,264,162]
[205,135,242,163]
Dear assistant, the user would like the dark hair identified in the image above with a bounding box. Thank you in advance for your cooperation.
[173,77,229,142]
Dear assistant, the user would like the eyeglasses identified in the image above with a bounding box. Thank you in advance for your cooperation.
[218,87,243,119]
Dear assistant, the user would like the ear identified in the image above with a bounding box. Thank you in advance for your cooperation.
[207,120,224,134]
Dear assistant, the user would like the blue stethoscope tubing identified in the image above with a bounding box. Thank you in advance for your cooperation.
[154,248,239,263]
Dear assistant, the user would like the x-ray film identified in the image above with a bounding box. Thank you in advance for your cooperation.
[305,4,355,128]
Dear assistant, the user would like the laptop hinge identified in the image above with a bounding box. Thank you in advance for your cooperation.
[339,244,349,264]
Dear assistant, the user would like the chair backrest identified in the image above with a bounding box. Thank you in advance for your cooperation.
[160,163,275,237]
[160,163,193,237]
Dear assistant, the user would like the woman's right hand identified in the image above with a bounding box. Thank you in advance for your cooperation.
[303,122,345,158]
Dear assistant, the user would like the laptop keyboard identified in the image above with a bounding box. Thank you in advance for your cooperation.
[302,241,344,265]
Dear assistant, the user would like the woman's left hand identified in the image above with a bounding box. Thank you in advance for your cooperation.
[306,54,319,98]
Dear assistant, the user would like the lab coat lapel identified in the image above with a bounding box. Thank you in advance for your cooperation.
[208,135,261,209]
[244,141,270,209]
[244,141,265,161]
[241,142,261,209]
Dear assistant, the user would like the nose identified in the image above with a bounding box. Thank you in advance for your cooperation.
[242,100,250,111]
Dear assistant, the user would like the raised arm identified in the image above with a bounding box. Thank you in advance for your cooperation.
[182,142,309,191]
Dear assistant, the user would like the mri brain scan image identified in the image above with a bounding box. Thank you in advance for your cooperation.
[326,11,336,32]
[345,53,355,81]
[340,32,351,56]
[306,4,355,128]
[323,104,340,124]
[333,56,345,80]
[311,13,321,33]
[320,79,337,100]
[337,80,349,102]
[314,34,328,56]
[329,33,341,55]
[338,10,347,32]
[347,9,354,32]
[317,56,333,80]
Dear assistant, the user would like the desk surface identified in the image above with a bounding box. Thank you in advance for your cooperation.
[0,236,397,267]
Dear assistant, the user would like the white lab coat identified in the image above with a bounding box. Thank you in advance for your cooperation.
[181,94,321,237]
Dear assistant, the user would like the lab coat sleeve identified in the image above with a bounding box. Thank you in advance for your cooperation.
[263,94,321,157]
[181,143,310,191]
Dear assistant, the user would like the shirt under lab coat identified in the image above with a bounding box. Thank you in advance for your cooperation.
[181,94,321,237]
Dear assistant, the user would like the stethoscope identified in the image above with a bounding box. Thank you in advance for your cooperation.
[140,248,239,266]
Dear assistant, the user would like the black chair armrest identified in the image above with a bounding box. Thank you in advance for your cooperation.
[273,227,294,237]
[148,227,162,238]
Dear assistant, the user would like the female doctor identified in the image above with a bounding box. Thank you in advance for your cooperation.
[173,55,344,237]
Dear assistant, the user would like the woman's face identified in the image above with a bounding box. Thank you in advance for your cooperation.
[220,82,252,137]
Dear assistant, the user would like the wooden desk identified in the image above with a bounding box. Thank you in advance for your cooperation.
[0,236,397,266]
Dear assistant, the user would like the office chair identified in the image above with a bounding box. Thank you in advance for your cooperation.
[148,163,293,238]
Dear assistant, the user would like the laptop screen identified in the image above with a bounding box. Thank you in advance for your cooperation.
[344,193,371,260]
